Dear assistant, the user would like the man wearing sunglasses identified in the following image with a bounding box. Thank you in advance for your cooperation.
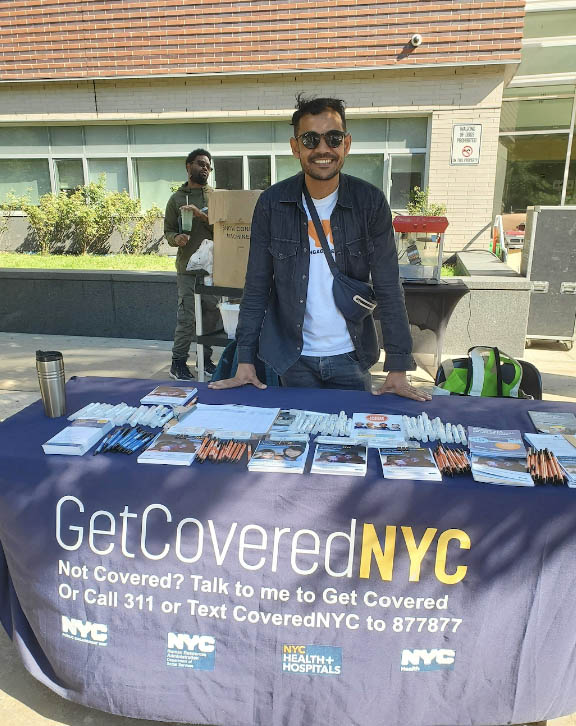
[210,95,430,401]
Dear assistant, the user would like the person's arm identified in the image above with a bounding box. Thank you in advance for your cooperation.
[208,194,273,390]
[368,192,431,402]
[164,196,188,247]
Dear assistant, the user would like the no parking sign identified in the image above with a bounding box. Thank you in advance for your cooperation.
[451,124,482,165]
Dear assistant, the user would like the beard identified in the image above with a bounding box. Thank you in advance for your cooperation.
[189,168,209,185]
[300,154,343,181]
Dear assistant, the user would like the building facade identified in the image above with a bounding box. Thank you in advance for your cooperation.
[0,1,526,251]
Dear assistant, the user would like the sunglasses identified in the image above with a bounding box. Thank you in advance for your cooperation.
[294,130,348,149]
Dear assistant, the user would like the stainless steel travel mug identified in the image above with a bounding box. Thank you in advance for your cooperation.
[36,350,66,417]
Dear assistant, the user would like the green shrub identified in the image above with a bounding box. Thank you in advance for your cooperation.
[17,176,163,255]
[406,186,447,217]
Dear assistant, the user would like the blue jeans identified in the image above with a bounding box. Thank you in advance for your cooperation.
[280,352,372,391]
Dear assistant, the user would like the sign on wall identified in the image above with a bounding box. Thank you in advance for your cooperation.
[450,124,482,165]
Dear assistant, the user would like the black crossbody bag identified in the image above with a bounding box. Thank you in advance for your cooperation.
[303,184,377,324]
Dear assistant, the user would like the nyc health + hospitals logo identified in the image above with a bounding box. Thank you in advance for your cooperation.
[166,632,216,670]
[282,644,342,675]
[401,648,455,672]
[61,615,108,646]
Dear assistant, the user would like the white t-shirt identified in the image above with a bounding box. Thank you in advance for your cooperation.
[301,189,354,356]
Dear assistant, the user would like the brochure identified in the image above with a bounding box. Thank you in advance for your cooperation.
[379,448,442,481]
[310,442,368,477]
[467,427,526,458]
[352,413,407,448]
[170,403,280,436]
[137,432,204,466]
[247,437,309,474]
[42,418,114,456]
[140,385,198,406]
[528,411,576,436]
[470,455,534,487]
[523,433,576,459]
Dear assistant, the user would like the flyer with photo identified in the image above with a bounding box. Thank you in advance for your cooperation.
[471,455,534,486]
[137,433,204,466]
[248,437,309,474]
[352,413,407,448]
[379,448,442,481]
[310,442,368,477]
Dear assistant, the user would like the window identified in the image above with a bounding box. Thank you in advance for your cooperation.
[130,124,207,153]
[0,127,49,154]
[499,134,569,212]
[343,155,384,189]
[500,98,573,132]
[389,155,425,209]
[276,156,302,182]
[55,159,84,194]
[134,158,185,211]
[50,127,84,153]
[88,159,129,193]
[248,157,271,190]
[0,159,51,204]
[213,157,243,190]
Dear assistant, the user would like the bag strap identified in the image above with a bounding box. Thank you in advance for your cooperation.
[467,346,505,397]
[302,184,340,278]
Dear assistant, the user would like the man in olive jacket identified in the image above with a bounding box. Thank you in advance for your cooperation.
[164,149,222,381]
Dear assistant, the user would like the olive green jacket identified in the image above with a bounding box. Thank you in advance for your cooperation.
[164,183,213,274]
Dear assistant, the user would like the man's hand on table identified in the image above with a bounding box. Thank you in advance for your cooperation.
[208,363,267,390]
[373,371,432,402]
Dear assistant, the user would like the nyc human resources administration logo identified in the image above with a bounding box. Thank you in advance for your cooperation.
[401,648,455,672]
[282,644,342,675]
[61,615,108,646]
[166,632,216,670]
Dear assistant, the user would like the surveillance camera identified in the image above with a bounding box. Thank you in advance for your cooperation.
[410,34,423,47]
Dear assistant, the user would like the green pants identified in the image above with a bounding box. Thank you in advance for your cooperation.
[172,274,223,361]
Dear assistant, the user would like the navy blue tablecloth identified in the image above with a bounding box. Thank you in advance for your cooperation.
[1,376,576,726]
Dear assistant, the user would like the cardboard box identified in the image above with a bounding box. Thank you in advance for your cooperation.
[207,190,262,289]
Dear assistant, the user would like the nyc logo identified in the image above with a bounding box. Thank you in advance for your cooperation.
[61,616,108,646]
[166,633,216,670]
[308,219,332,248]
[400,648,455,672]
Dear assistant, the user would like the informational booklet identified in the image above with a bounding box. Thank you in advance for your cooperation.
[42,418,113,456]
[352,413,407,448]
[524,433,576,459]
[467,427,526,458]
[137,432,204,466]
[140,385,198,406]
[379,448,442,481]
[170,403,280,437]
[247,437,309,474]
[528,411,576,436]
[310,441,368,477]
[471,455,534,487]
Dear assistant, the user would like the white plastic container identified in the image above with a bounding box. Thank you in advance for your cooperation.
[219,302,240,338]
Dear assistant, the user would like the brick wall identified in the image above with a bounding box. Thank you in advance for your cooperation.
[0,0,525,81]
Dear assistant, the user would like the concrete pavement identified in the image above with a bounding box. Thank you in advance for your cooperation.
[0,331,575,726]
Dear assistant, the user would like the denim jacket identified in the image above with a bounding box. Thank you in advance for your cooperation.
[236,172,415,376]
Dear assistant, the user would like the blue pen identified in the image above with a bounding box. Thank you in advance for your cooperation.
[93,429,116,456]
[102,426,129,453]
[116,428,142,453]
[121,429,150,453]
